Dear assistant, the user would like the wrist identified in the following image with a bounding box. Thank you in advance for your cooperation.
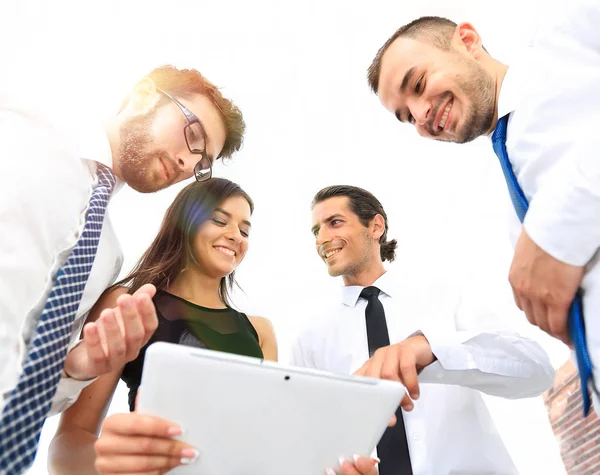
[407,332,436,369]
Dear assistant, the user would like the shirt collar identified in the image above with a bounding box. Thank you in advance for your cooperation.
[497,64,521,120]
[77,122,114,169]
[340,269,394,307]
[77,122,124,191]
[496,53,535,122]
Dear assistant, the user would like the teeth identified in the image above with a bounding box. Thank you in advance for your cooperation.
[215,246,235,256]
[439,102,451,129]
[324,249,341,259]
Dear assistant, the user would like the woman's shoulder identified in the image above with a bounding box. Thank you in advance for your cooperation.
[247,316,277,361]
[246,316,275,339]
[246,315,273,329]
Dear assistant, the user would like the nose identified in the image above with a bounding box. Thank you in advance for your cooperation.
[315,227,330,247]
[224,227,242,244]
[408,98,432,126]
[176,151,197,178]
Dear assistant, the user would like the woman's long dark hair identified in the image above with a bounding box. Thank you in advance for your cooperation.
[115,178,254,306]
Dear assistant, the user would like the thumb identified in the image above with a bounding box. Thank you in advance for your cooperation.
[387,414,397,427]
[353,362,368,377]
[353,455,378,474]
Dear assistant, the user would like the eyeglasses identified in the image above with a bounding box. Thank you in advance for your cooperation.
[157,88,212,182]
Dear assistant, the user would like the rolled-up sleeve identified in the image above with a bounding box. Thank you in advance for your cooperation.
[524,132,600,267]
[419,280,556,399]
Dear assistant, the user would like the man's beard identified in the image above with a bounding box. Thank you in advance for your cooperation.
[118,110,171,193]
[432,57,496,144]
[328,233,372,278]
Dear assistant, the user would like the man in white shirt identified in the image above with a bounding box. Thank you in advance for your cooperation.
[365,3,600,413]
[292,184,556,475]
[0,64,245,468]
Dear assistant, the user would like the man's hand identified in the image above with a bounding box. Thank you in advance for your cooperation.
[326,455,379,475]
[509,228,584,345]
[63,284,158,381]
[353,335,435,411]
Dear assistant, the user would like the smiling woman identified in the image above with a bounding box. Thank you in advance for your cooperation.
[47,178,278,474]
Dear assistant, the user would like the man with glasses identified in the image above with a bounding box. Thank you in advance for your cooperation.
[0,64,245,473]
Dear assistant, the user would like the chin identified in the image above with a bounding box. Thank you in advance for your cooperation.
[326,264,343,278]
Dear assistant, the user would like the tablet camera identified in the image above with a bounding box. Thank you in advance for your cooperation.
[284,375,290,381]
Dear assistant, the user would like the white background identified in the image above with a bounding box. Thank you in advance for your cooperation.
[0,0,570,473]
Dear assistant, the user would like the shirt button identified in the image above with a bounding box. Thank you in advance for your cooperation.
[413,433,421,441]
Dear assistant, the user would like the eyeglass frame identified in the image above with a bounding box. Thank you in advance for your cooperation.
[156,87,213,182]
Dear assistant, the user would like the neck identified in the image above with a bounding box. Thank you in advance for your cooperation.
[103,120,124,180]
[485,58,510,135]
[342,261,386,287]
[166,265,226,308]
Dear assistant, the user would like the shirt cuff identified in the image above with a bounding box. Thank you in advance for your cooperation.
[48,339,98,416]
[418,325,473,371]
[49,373,98,415]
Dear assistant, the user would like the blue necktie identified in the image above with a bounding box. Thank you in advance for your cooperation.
[0,164,116,474]
[492,115,595,417]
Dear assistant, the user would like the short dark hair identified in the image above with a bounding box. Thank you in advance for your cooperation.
[312,185,397,263]
[367,16,458,94]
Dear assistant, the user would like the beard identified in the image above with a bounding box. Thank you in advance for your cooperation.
[327,232,373,278]
[117,109,172,193]
[432,57,496,144]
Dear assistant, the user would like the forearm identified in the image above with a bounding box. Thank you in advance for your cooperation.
[420,329,555,398]
[48,429,99,475]
[49,370,97,416]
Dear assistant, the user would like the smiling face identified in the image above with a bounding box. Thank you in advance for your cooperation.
[311,196,377,279]
[191,195,252,278]
[115,82,227,193]
[376,29,496,143]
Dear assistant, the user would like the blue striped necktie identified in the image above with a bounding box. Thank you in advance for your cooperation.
[0,164,116,474]
[492,115,595,417]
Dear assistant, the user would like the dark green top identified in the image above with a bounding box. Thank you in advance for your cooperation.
[121,289,263,411]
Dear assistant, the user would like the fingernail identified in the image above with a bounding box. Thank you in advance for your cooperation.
[167,426,182,436]
[412,393,420,400]
[406,402,414,411]
[372,456,381,463]
[180,448,199,464]
[326,469,336,475]
[338,457,347,466]
[353,454,360,463]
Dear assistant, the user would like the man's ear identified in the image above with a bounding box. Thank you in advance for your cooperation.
[452,22,485,58]
[120,77,161,116]
[370,214,385,241]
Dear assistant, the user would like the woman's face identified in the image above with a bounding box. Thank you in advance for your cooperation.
[191,195,252,278]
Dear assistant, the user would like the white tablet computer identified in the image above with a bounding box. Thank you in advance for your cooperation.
[138,342,405,475]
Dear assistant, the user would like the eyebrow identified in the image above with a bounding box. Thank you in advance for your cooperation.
[394,66,417,123]
[311,213,344,235]
[214,208,251,227]
[400,66,416,94]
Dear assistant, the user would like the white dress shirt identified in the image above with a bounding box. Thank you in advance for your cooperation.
[291,270,555,475]
[0,105,124,416]
[496,0,600,405]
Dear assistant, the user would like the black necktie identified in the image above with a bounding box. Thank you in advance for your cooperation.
[360,286,413,475]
